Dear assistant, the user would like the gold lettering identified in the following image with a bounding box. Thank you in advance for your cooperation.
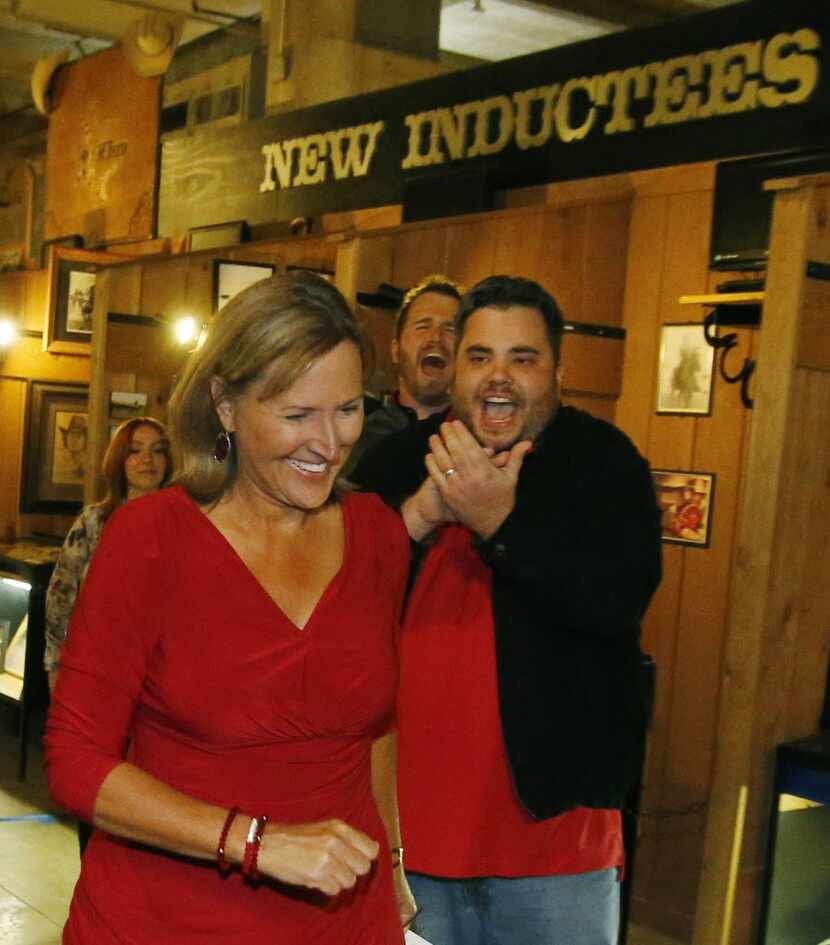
[259,144,277,193]
[292,134,328,186]
[326,121,385,179]
[645,56,703,127]
[698,42,762,117]
[554,77,597,142]
[596,67,651,134]
[513,85,559,150]
[437,103,479,161]
[402,111,442,168]
[759,28,820,108]
[467,96,514,157]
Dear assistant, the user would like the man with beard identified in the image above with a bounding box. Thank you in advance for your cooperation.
[343,274,460,475]
[353,276,662,945]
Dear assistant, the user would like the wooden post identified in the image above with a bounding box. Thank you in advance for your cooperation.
[84,268,111,505]
[693,173,830,945]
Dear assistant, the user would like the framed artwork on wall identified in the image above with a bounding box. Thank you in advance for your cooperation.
[20,382,89,515]
[213,259,276,311]
[651,469,715,547]
[44,247,114,355]
[655,323,715,415]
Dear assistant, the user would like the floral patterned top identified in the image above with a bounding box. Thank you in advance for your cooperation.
[44,503,109,673]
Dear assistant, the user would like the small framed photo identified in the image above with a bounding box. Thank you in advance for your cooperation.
[44,247,114,355]
[213,259,276,311]
[20,381,89,514]
[652,469,715,547]
[189,220,248,252]
[656,323,715,415]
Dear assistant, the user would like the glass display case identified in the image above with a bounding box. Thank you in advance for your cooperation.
[758,733,830,945]
[0,540,59,780]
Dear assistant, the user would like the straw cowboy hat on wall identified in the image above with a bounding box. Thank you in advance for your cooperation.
[122,11,184,78]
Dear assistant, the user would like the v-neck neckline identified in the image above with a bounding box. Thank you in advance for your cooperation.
[180,487,353,633]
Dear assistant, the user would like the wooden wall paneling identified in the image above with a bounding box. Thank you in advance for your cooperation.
[140,257,188,323]
[0,272,25,322]
[390,225,449,290]
[22,270,48,333]
[660,190,714,325]
[274,237,338,274]
[536,205,586,323]
[109,265,142,316]
[581,199,632,327]
[631,541,686,933]
[0,379,25,541]
[561,335,622,397]
[490,209,545,283]
[614,196,669,453]
[798,279,830,371]
[0,336,91,384]
[106,323,188,379]
[693,177,830,945]
[559,392,616,422]
[444,219,498,289]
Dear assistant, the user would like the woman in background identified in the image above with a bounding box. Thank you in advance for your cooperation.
[45,271,414,945]
[44,416,171,690]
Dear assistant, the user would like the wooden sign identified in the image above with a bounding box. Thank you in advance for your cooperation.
[159,0,830,235]
[45,46,160,246]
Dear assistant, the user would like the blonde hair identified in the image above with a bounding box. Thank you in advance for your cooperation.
[100,417,171,517]
[168,271,366,505]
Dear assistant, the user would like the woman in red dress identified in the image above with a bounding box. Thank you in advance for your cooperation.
[45,271,415,944]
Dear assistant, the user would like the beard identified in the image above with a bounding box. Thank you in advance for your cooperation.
[397,345,452,408]
[450,379,559,452]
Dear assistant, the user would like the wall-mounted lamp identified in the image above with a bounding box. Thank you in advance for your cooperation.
[173,315,206,350]
[0,318,18,348]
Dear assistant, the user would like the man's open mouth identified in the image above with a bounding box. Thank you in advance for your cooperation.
[420,352,447,373]
[481,396,518,423]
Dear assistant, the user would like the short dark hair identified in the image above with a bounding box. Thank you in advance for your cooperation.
[456,275,565,363]
[396,275,462,340]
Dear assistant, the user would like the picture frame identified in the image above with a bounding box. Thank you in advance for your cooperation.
[651,469,715,547]
[213,259,276,311]
[655,323,715,415]
[44,247,115,355]
[20,381,89,515]
[189,220,248,253]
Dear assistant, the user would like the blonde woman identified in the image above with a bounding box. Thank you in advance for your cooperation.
[46,272,414,944]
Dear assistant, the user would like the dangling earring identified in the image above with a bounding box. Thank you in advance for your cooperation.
[212,430,232,464]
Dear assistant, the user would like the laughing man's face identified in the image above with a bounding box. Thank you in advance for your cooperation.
[393,291,458,409]
[450,304,561,452]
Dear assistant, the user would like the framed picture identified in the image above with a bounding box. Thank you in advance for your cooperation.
[213,259,276,311]
[652,469,715,547]
[44,247,114,355]
[189,220,248,252]
[20,381,89,515]
[655,323,715,415]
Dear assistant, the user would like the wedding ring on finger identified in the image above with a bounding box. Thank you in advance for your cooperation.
[444,467,457,477]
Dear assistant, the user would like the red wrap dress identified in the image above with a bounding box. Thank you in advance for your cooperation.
[45,486,409,945]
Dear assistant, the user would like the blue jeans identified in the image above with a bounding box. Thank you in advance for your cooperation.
[408,869,620,945]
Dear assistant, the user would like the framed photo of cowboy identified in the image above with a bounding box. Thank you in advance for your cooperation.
[651,469,715,547]
[20,381,89,514]
[655,323,715,415]
[44,247,115,355]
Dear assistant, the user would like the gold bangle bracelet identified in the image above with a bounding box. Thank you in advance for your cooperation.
[391,846,404,868]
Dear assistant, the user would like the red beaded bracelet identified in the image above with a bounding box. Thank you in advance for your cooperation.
[216,807,240,874]
[241,814,268,881]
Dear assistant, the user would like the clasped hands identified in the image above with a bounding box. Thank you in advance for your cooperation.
[403,420,533,541]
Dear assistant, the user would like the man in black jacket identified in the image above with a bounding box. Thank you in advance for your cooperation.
[352,276,662,945]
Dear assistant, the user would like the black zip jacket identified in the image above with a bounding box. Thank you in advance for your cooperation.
[351,405,663,820]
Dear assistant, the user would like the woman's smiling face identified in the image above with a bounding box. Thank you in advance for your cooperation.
[219,340,364,512]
